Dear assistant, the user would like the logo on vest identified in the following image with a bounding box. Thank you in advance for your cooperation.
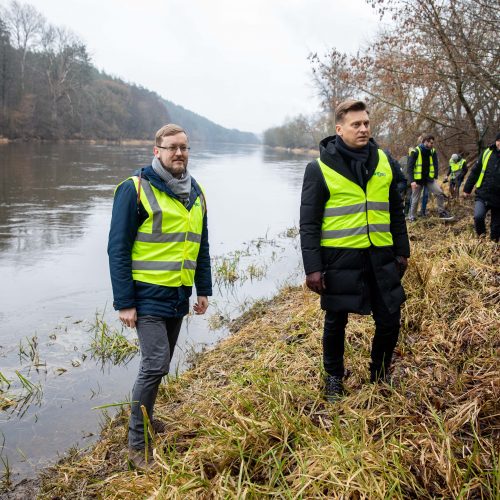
[373,171,387,177]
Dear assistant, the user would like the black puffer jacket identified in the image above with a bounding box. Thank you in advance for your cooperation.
[463,145,500,207]
[300,136,410,314]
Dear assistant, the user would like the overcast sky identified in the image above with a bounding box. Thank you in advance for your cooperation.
[7,0,380,133]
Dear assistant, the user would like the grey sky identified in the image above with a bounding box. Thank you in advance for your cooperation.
[11,0,379,133]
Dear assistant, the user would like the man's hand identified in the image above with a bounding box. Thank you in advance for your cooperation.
[305,271,325,294]
[193,296,208,315]
[410,181,417,190]
[396,256,408,278]
[119,307,137,328]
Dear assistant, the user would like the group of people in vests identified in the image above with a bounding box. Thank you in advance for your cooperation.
[107,103,498,468]
[396,132,500,242]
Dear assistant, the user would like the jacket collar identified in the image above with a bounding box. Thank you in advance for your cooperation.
[133,166,202,209]
[318,135,380,186]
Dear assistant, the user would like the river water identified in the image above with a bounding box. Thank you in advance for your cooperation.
[0,142,311,484]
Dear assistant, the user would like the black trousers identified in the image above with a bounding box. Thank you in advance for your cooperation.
[474,199,500,242]
[323,271,401,378]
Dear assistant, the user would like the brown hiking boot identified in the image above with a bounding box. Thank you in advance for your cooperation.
[151,418,168,434]
[128,447,153,470]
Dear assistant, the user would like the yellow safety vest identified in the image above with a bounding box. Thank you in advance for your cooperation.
[319,149,393,248]
[414,146,435,180]
[449,158,465,179]
[123,176,205,287]
[476,149,493,188]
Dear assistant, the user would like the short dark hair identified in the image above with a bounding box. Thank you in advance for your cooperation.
[335,100,369,124]
[422,134,435,142]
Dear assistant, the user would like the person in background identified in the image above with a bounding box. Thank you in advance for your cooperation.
[405,142,429,217]
[385,150,408,199]
[463,133,500,242]
[108,124,212,467]
[444,153,468,199]
[397,152,412,216]
[300,99,410,402]
[407,134,453,221]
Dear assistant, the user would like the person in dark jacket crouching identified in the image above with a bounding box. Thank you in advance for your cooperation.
[108,124,212,466]
[299,100,410,402]
[463,133,500,242]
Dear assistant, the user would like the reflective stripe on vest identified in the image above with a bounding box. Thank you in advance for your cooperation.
[476,149,493,188]
[449,158,465,179]
[414,146,435,180]
[318,149,393,248]
[123,176,205,287]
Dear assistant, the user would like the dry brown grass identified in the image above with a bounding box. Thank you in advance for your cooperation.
[39,205,499,499]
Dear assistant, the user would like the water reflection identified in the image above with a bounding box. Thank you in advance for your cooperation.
[0,143,146,255]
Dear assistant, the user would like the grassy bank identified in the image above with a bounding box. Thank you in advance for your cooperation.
[37,205,499,498]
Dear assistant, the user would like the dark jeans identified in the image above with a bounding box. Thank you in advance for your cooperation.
[474,199,500,242]
[323,272,401,378]
[420,185,429,214]
[129,315,183,449]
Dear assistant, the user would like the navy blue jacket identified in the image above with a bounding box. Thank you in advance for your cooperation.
[107,166,212,317]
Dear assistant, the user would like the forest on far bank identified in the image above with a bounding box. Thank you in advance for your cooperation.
[0,1,258,144]
[264,0,499,164]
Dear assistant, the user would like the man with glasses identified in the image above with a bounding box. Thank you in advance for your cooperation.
[108,124,212,467]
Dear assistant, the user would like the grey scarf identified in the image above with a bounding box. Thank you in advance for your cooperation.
[152,156,192,206]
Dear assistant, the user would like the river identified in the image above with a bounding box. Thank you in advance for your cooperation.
[0,142,311,485]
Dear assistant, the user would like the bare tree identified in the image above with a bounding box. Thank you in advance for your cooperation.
[312,0,500,160]
[40,25,90,128]
[3,0,45,91]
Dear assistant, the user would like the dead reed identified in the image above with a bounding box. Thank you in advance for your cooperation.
[38,207,499,498]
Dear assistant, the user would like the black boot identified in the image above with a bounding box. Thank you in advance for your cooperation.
[369,364,391,384]
[324,375,345,402]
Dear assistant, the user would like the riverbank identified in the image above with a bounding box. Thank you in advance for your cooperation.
[7,204,500,498]
[267,145,317,156]
[0,137,152,146]
[0,137,262,147]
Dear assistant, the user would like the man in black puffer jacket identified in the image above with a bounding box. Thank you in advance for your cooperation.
[300,100,410,401]
[463,133,500,242]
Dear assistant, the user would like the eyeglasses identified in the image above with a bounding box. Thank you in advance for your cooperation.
[156,145,190,153]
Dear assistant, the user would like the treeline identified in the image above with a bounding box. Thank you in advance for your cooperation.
[265,0,500,162]
[0,1,258,143]
[263,114,332,150]
[164,99,258,145]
